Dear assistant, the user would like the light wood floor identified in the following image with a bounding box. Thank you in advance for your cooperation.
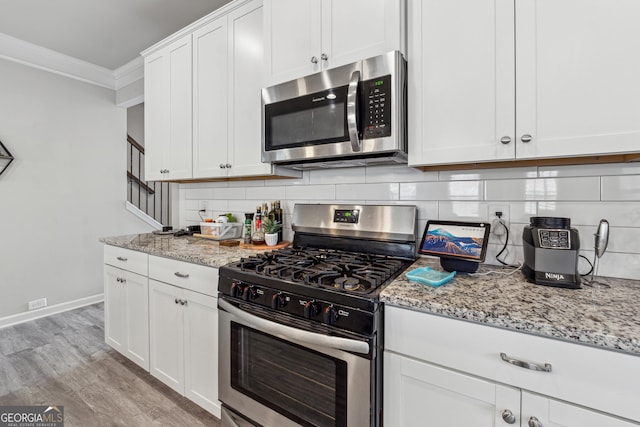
[0,303,221,427]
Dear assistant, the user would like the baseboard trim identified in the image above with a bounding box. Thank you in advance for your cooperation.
[0,294,104,329]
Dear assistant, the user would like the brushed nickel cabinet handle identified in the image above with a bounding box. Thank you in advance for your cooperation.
[175,298,180,304]
[116,256,128,261]
[226,163,231,168]
[502,409,516,424]
[181,300,188,306]
[521,134,533,143]
[320,53,328,61]
[500,353,551,372]
[174,272,190,278]
[310,56,318,64]
[500,136,511,145]
[528,416,543,427]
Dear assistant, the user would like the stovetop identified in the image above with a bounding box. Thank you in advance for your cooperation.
[231,247,409,294]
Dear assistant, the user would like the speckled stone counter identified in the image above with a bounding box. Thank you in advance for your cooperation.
[101,233,262,268]
[381,257,640,356]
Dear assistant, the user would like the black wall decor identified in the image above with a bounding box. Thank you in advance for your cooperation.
[0,140,15,176]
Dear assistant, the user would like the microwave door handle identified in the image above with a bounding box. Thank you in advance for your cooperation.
[347,70,362,152]
[218,298,370,355]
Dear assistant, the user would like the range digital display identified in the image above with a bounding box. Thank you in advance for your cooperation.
[419,220,490,262]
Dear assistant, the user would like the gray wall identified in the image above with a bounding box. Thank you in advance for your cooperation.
[0,58,153,319]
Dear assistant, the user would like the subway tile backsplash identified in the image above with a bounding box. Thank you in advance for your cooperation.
[179,163,640,280]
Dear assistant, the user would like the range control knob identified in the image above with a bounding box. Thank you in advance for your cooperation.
[230,281,244,298]
[271,292,287,309]
[323,305,339,324]
[304,300,320,318]
[244,286,258,301]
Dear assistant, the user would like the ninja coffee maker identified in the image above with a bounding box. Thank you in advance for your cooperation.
[522,217,581,288]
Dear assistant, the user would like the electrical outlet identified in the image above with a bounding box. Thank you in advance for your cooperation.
[28,298,47,311]
[488,204,510,236]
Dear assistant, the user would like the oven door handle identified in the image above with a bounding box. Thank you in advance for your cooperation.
[219,299,370,355]
[347,69,362,152]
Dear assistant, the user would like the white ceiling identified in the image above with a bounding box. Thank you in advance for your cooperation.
[0,0,231,70]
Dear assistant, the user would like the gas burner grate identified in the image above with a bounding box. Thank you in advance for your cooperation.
[233,247,410,294]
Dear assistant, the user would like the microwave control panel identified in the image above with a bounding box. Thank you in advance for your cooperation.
[362,75,392,140]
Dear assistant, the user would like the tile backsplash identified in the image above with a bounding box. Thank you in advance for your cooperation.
[179,162,640,280]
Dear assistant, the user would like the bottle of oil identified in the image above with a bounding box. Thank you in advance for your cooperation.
[275,200,283,243]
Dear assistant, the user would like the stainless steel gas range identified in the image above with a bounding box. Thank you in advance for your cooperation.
[218,204,417,427]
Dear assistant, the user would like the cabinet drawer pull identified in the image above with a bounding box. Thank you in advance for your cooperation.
[502,409,516,424]
[500,136,511,145]
[320,53,328,61]
[521,134,533,143]
[528,416,543,427]
[174,272,190,278]
[500,353,551,372]
[310,56,318,64]
[116,256,128,261]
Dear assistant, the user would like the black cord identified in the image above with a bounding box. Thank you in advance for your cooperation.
[579,254,594,276]
[495,221,509,265]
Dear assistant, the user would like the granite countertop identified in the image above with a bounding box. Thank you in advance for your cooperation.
[101,233,261,268]
[381,257,640,356]
[102,233,640,356]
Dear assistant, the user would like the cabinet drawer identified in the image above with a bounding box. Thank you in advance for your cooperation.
[104,245,148,276]
[385,306,640,422]
[149,255,218,297]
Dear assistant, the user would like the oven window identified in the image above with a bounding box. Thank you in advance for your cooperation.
[231,322,347,427]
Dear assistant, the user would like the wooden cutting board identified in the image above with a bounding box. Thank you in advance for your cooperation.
[239,240,291,250]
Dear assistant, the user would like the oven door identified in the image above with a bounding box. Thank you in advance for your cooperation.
[218,297,373,427]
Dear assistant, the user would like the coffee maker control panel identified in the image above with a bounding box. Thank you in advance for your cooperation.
[537,229,571,249]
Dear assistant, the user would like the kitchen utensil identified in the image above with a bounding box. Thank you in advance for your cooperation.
[588,219,610,287]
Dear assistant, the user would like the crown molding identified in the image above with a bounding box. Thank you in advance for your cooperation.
[114,56,144,90]
[0,32,146,91]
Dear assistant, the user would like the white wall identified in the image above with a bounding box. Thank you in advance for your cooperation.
[127,103,145,145]
[179,162,640,280]
[0,58,153,319]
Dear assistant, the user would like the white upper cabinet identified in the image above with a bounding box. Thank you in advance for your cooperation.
[515,0,640,160]
[144,0,300,181]
[409,0,640,167]
[408,0,515,166]
[264,0,406,86]
[144,35,193,180]
[226,0,273,177]
[192,16,229,179]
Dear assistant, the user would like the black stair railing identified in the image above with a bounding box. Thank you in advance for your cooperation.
[127,135,170,226]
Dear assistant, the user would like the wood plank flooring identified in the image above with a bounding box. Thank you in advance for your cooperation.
[0,303,221,427]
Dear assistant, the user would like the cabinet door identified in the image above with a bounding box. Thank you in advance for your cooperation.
[227,0,273,177]
[408,0,515,167]
[184,290,220,416]
[516,0,640,159]
[144,35,193,181]
[522,392,638,427]
[144,51,170,181]
[149,279,184,394]
[385,352,521,427]
[320,0,404,71]
[123,270,149,370]
[263,0,321,85]
[104,265,125,353]
[193,16,229,179]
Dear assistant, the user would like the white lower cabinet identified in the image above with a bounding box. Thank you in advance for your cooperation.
[384,306,640,426]
[103,245,220,416]
[104,250,149,371]
[385,352,520,427]
[522,392,637,427]
[148,254,220,417]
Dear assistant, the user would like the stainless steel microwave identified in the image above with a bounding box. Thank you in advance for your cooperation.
[262,51,407,169]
